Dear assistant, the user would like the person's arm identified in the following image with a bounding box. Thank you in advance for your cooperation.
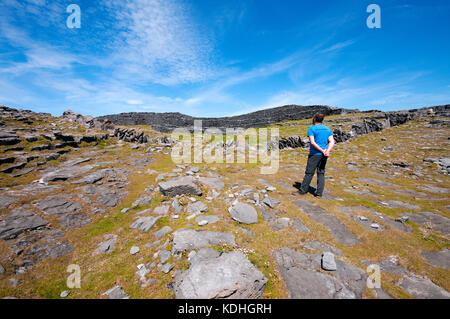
[308,135,326,154]
[323,135,335,157]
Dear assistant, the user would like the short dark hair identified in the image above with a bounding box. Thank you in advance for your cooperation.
[313,113,324,123]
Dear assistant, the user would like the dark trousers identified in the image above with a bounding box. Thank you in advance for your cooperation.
[300,154,328,196]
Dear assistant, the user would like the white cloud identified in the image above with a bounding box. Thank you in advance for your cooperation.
[183,49,312,107]
[250,71,450,113]
[126,99,143,105]
[104,0,217,85]
[0,0,66,28]
[0,23,81,75]
[320,40,355,53]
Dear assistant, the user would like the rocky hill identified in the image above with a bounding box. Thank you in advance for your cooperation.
[97,104,358,132]
[0,103,449,299]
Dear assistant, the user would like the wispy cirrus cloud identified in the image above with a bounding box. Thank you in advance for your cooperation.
[320,40,355,54]
[0,0,220,115]
[251,71,443,113]
[104,0,218,85]
[0,0,66,28]
[0,22,82,75]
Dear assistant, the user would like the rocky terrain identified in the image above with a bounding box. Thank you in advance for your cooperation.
[97,104,358,132]
[0,104,449,299]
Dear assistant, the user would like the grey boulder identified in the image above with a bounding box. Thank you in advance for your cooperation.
[158,176,202,197]
[174,251,267,299]
[228,202,258,224]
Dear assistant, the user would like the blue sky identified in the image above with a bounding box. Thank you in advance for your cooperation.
[0,0,449,117]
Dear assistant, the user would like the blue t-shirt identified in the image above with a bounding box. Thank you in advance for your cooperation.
[307,124,333,155]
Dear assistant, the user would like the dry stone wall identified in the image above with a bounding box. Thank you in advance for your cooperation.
[279,105,450,149]
[97,105,357,133]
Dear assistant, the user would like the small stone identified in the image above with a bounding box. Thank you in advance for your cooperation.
[195,215,220,225]
[186,201,208,214]
[159,250,171,264]
[130,246,140,255]
[94,235,118,255]
[393,161,408,168]
[24,135,38,142]
[136,266,150,278]
[130,216,161,232]
[370,223,380,229]
[198,220,208,226]
[172,200,183,213]
[60,290,70,298]
[359,216,369,221]
[121,208,130,214]
[132,196,153,208]
[102,286,129,299]
[395,216,409,223]
[321,252,337,271]
[161,262,175,274]
[262,196,280,209]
